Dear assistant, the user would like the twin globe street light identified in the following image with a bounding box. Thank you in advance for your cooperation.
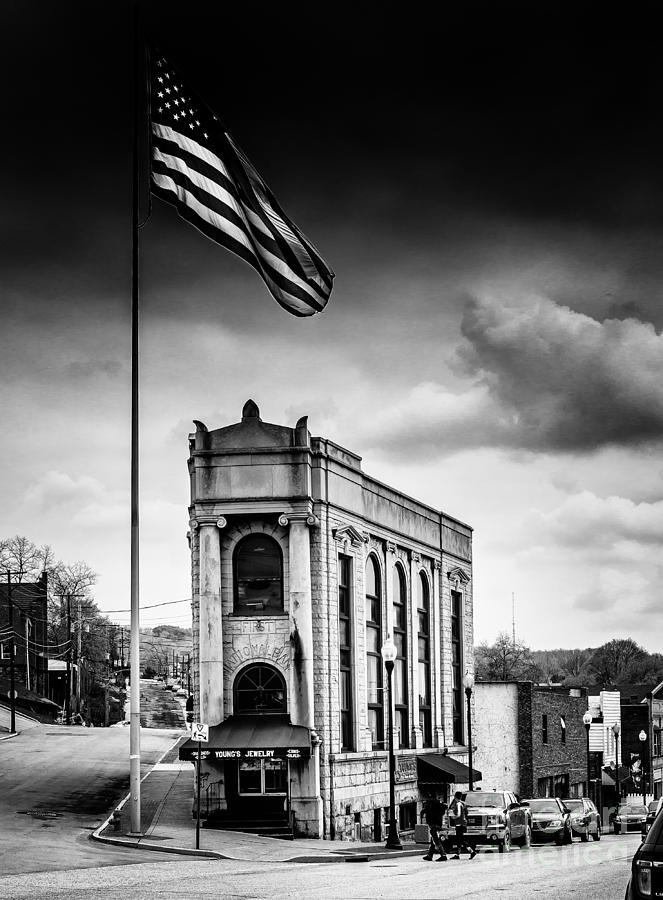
[583,711,593,803]
[463,672,475,791]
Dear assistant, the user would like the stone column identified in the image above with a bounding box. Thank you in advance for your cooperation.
[410,552,422,749]
[196,516,225,726]
[432,560,445,748]
[279,512,322,836]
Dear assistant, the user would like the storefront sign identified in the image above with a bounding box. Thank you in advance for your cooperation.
[395,757,418,783]
[180,746,309,762]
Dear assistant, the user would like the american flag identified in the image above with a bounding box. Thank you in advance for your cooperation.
[149,54,334,317]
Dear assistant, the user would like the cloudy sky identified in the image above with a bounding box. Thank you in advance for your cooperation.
[3,3,662,648]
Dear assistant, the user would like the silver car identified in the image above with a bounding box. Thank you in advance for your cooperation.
[613,803,647,834]
[563,797,601,841]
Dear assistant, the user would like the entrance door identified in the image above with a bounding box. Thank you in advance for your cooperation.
[237,758,288,821]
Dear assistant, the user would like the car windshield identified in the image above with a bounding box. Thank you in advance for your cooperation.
[526,800,560,813]
[564,800,583,812]
[618,805,647,815]
[465,792,505,808]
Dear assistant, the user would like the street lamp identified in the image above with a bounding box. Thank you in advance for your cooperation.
[613,722,621,804]
[381,635,402,850]
[583,711,593,802]
[463,672,475,791]
[639,729,648,807]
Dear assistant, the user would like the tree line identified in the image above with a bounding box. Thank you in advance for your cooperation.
[476,632,663,686]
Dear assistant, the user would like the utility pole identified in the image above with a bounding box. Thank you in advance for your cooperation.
[24,615,31,692]
[65,593,72,725]
[75,598,82,714]
[5,571,18,734]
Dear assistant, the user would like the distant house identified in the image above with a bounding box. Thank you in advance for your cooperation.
[651,681,663,800]
[0,573,49,697]
[473,682,589,800]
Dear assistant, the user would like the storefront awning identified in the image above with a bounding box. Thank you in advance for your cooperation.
[179,715,312,762]
[417,753,482,786]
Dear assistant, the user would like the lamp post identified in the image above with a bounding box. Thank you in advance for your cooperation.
[613,722,621,804]
[639,729,648,807]
[463,672,475,791]
[381,635,402,850]
[583,711,593,802]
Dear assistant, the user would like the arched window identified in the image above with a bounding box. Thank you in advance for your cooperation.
[417,571,432,747]
[234,664,287,714]
[392,562,409,748]
[233,534,283,616]
[365,555,383,749]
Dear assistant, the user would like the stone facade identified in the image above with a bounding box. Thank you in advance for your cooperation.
[186,401,474,840]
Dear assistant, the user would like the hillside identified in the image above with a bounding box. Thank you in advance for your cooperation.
[140,626,193,683]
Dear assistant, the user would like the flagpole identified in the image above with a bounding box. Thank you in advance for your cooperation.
[129,0,142,836]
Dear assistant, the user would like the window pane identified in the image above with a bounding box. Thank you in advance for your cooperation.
[367,655,380,704]
[366,556,378,598]
[264,759,287,793]
[394,659,406,705]
[235,534,283,615]
[418,662,430,706]
[366,624,380,654]
[239,760,262,794]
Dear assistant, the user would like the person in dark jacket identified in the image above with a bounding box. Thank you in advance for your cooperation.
[448,791,476,859]
[421,792,448,861]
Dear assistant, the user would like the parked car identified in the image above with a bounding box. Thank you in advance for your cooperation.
[626,802,663,898]
[614,803,648,834]
[462,790,532,853]
[523,797,572,845]
[644,798,663,835]
[563,797,601,841]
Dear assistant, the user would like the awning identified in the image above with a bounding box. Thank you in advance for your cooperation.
[417,753,482,786]
[179,714,312,762]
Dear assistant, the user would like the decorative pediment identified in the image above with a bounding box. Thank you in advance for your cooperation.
[332,524,368,547]
[447,566,470,589]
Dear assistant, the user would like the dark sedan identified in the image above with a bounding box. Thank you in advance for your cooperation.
[523,797,572,845]
[626,804,663,898]
[614,803,648,835]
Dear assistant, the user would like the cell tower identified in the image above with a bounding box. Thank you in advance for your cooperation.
[512,592,516,646]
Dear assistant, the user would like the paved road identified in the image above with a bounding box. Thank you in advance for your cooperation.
[0,722,183,876]
[0,833,641,899]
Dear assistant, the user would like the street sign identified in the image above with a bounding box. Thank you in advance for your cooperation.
[191,722,209,742]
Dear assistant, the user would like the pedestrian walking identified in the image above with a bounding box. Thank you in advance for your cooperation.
[421,791,448,861]
[448,791,476,859]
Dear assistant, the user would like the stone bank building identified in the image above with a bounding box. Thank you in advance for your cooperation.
[180,401,476,840]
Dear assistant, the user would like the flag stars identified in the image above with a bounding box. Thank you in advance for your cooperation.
[165,87,171,94]
[157,76,163,83]
[158,91,164,98]
[189,122,194,129]
[165,102,171,108]
[173,113,179,120]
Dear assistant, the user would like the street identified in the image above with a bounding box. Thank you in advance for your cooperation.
[0,834,640,899]
[0,721,181,876]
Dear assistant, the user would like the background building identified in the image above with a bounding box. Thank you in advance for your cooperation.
[473,682,588,799]
[180,401,477,839]
[0,573,48,697]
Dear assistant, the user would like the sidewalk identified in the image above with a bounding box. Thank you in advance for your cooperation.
[92,747,423,864]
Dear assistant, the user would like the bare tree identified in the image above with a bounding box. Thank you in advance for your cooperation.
[475,631,540,681]
[0,535,52,580]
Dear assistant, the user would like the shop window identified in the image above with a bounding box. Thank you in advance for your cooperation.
[234,664,286,714]
[233,534,283,616]
[399,801,417,830]
[393,562,409,749]
[417,571,432,747]
[365,554,384,749]
[238,758,287,795]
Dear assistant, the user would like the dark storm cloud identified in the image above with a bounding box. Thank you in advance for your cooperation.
[458,297,663,451]
[358,296,663,459]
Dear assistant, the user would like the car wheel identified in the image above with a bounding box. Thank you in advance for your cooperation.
[520,824,531,849]
[565,825,573,845]
[614,824,621,835]
[499,829,512,853]
[592,822,601,842]
[554,831,564,846]
[580,827,590,842]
